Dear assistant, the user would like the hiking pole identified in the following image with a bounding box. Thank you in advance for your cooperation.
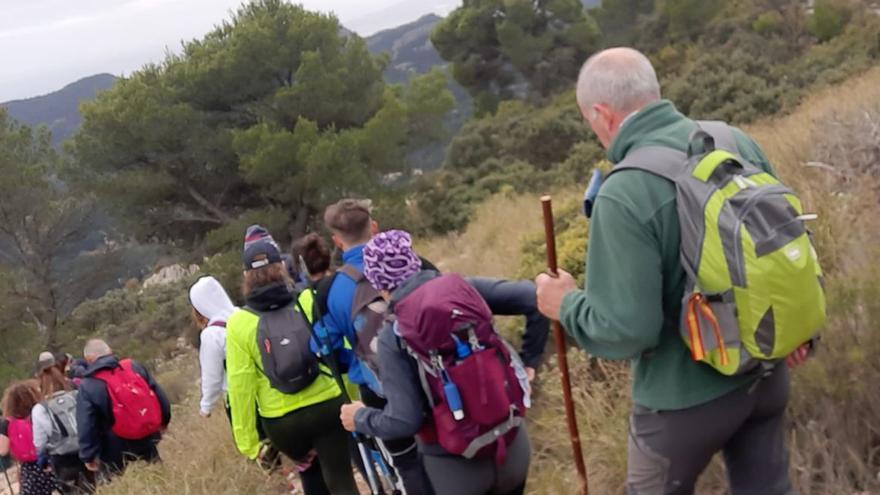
[294,297,386,495]
[541,195,589,495]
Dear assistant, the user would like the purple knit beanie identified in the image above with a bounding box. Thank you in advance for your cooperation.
[363,230,422,292]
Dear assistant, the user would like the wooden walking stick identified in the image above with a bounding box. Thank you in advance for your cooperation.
[541,195,589,495]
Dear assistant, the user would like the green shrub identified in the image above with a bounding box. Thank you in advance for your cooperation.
[200,251,245,306]
[808,0,853,42]
[518,197,589,285]
[58,281,194,367]
[204,208,291,255]
[752,10,785,35]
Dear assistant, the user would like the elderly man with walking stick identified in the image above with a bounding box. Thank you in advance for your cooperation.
[536,47,821,495]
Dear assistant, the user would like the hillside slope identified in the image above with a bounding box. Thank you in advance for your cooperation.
[92,67,880,495]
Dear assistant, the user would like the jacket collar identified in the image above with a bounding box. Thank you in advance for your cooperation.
[84,354,119,377]
[607,99,686,164]
[342,244,365,265]
[246,282,294,312]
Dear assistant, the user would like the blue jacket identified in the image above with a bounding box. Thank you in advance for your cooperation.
[314,245,373,388]
[76,355,171,468]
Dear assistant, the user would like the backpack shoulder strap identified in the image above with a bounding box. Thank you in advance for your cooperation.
[338,264,364,283]
[44,399,70,438]
[696,120,738,154]
[312,273,338,322]
[608,145,687,183]
[117,359,134,373]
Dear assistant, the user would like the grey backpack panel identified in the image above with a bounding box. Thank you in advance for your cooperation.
[608,121,776,281]
[251,304,320,395]
[44,390,79,455]
[338,264,387,374]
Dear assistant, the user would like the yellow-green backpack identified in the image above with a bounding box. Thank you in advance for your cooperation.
[611,121,826,375]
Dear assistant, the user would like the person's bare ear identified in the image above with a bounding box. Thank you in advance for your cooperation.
[594,103,613,125]
[370,220,379,236]
[332,234,344,250]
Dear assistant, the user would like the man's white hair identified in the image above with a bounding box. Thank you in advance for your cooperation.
[83,339,112,360]
[576,47,661,114]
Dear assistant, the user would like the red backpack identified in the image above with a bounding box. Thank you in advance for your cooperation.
[6,417,37,463]
[93,359,163,440]
[393,273,529,464]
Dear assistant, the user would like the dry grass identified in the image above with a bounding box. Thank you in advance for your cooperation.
[95,356,291,495]
[745,67,880,495]
[415,190,579,278]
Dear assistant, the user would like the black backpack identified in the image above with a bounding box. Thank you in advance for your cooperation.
[246,303,320,394]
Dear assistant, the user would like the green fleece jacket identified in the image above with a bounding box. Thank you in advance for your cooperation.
[560,100,775,411]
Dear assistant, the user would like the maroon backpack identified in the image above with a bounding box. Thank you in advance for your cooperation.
[6,417,37,463]
[93,359,163,440]
[393,273,529,464]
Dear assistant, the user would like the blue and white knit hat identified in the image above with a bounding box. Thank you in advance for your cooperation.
[242,224,282,270]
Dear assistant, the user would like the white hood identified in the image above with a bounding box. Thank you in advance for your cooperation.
[189,276,235,324]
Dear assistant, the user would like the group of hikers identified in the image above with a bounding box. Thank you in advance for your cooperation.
[1,47,826,495]
[0,343,171,495]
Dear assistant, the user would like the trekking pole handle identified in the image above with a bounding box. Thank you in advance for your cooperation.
[541,195,589,495]
[542,196,559,275]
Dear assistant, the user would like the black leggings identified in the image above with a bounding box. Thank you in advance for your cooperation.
[51,453,96,494]
[261,396,357,495]
[226,397,328,493]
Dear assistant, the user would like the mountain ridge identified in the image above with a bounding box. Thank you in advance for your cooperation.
[1,1,601,145]
[1,73,117,146]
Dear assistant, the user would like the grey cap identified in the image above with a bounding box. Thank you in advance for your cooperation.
[37,351,55,371]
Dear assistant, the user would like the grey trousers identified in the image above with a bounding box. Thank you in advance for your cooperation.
[627,364,795,495]
[423,426,531,495]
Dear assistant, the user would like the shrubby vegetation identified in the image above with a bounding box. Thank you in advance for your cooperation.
[71,0,453,247]
[414,0,880,234]
[411,96,603,233]
[432,0,601,114]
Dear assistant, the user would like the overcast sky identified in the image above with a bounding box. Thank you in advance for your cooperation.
[0,0,458,102]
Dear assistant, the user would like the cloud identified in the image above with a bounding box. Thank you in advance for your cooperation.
[0,0,455,102]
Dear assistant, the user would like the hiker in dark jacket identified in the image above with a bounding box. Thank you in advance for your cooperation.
[76,339,171,475]
[534,47,812,495]
[341,230,531,495]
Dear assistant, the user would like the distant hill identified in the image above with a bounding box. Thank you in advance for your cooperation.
[1,73,117,146]
[366,14,446,84]
[365,14,472,170]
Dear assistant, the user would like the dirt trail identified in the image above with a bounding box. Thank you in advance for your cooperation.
[0,466,18,495]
